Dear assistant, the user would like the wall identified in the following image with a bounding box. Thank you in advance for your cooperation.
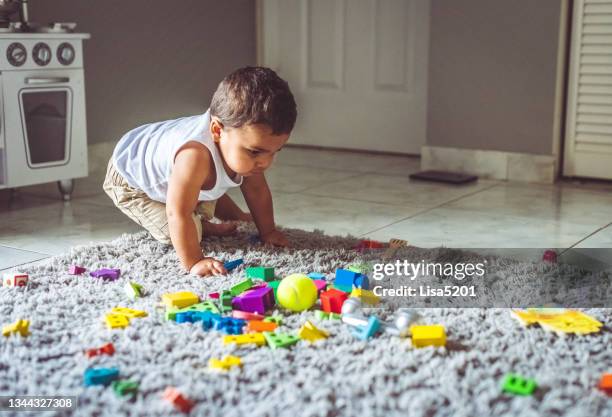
[29,0,256,145]
[427,0,564,155]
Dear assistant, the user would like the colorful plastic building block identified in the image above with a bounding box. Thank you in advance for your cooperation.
[220,291,233,313]
[112,380,139,397]
[162,291,199,309]
[84,367,119,386]
[90,268,121,281]
[232,286,274,314]
[350,288,380,305]
[320,288,348,314]
[208,355,242,372]
[501,374,537,396]
[411,325,446,348]
[68,265,86,275]
[85,342,115,358]
[599,374,612,395]
[111,307,148,318]
[352,316,381,340]
[224,258,244,272]
[267,280,281,302]
[312,280,327,295]
[105,314,130,329]
[298,320,329,342]
[223,332,266,346]
[334,269,359,292]
[542,250,557,263]
[124,281,143,299]
[353,274,369,290]
[245,320,278,333]
[209,292,220,299]
[177,301,219,315]
[2,272,28,287]
[307,272,326,280]
[162,387,193,413]
[230,278,253,296]
[232,310,264,321]
[354,239,385,251]
[263,315,283,325]
[315,310,330,320]
[263,332,300,349]
[212,316,246,334]
[200,312,222,330]
[2,319,30,337]
[246,266,276,281]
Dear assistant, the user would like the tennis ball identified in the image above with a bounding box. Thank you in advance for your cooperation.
[277,274,317,312]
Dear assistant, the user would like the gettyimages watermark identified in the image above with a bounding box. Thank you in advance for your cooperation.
[353,247,612,308]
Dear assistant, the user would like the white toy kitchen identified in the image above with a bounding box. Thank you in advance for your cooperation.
[0,0,89,200]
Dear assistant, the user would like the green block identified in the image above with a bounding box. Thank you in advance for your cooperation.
[112,380,139,397]
[246,267,275,282]
[125,281,143,299]
[347,263,371,274]
[332,284,353,293]
[347,265,364,274]
[501,374,537,396]
[230,279,253,296]
[267,281,281,302]
[329,313,341,320]
[263,315,283,325]
[263,332,300,349]
[165,307,180,321]
[179,300,219,315]
[315,310,330,320]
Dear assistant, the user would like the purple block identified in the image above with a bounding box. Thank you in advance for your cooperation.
[232,286,274,314]
[313,279,327,295]
[69,265,86,275]
[90,268,121,281]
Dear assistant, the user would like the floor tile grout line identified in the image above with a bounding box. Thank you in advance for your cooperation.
[356,182,502,238]
[560,222,612,254]
[0,243,52,257]
[0,256,52,272]
[292,172,369,194]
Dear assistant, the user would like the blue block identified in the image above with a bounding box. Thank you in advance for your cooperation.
[308,272,326,280]
[352,316,381,340]
[200,312,221,331]
[335,269,359,290]
[212,316,246,334]
[84,367,119,386]
[176,311,196,323]
[224,259,244,272]
[353,274,370,290]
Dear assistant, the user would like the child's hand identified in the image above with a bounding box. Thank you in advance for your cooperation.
[260,229,290,247]
[190,257,227,277]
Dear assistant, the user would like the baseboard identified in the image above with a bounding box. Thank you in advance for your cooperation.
[421,146,557,183]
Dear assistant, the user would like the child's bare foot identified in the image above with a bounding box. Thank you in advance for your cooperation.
[236,212,253,222]
[203,220,237,236]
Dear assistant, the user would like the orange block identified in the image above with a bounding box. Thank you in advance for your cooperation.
[245,320,278,333]
[599,374,612,395]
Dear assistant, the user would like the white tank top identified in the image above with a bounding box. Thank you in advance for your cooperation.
[112,110,243,203]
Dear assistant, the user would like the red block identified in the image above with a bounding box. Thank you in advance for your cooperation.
[320,288,348,314]
[68,265,86,275]
[85,342,115,358]
[542,250,557,263]
[599,374,612,395]
[163,387,194,413]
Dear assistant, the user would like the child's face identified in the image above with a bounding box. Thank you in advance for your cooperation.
[211,119,289,177]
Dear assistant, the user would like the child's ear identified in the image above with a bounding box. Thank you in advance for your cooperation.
[210,119,223,142]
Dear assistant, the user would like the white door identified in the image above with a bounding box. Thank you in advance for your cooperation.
[259,0,430,154]
[563,0,612,179]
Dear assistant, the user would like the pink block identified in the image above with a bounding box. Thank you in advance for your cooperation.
[209,292,220,299]
[313,279,327,295]
[69,265,86,275]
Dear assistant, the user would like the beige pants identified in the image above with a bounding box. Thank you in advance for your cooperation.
[102,159,216,245]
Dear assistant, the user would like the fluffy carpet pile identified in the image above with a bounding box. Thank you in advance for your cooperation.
[0,224,610,417]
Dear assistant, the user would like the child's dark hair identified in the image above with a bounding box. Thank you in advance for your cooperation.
[210,66,297,135]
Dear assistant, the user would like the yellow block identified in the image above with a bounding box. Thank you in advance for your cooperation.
[411,325,446,348]
[2,319,30,337]
[105,314,130,329]
[223,333,266,346]
[298,320,329,343]
[350,288,380,305]
[511,309,602,335]
[208,355,242,371]
[162,291,199,309]
[111,307,148,318]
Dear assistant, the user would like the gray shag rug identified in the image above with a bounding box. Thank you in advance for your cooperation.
[1,224,610,417]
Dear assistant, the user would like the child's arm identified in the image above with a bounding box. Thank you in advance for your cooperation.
[241,173,289,246]
[167,144,226,276]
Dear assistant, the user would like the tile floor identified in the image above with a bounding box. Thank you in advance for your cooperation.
[1,146,611,271]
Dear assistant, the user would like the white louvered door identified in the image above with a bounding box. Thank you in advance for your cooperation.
[564,0,612,179]
[259,0,430,153]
